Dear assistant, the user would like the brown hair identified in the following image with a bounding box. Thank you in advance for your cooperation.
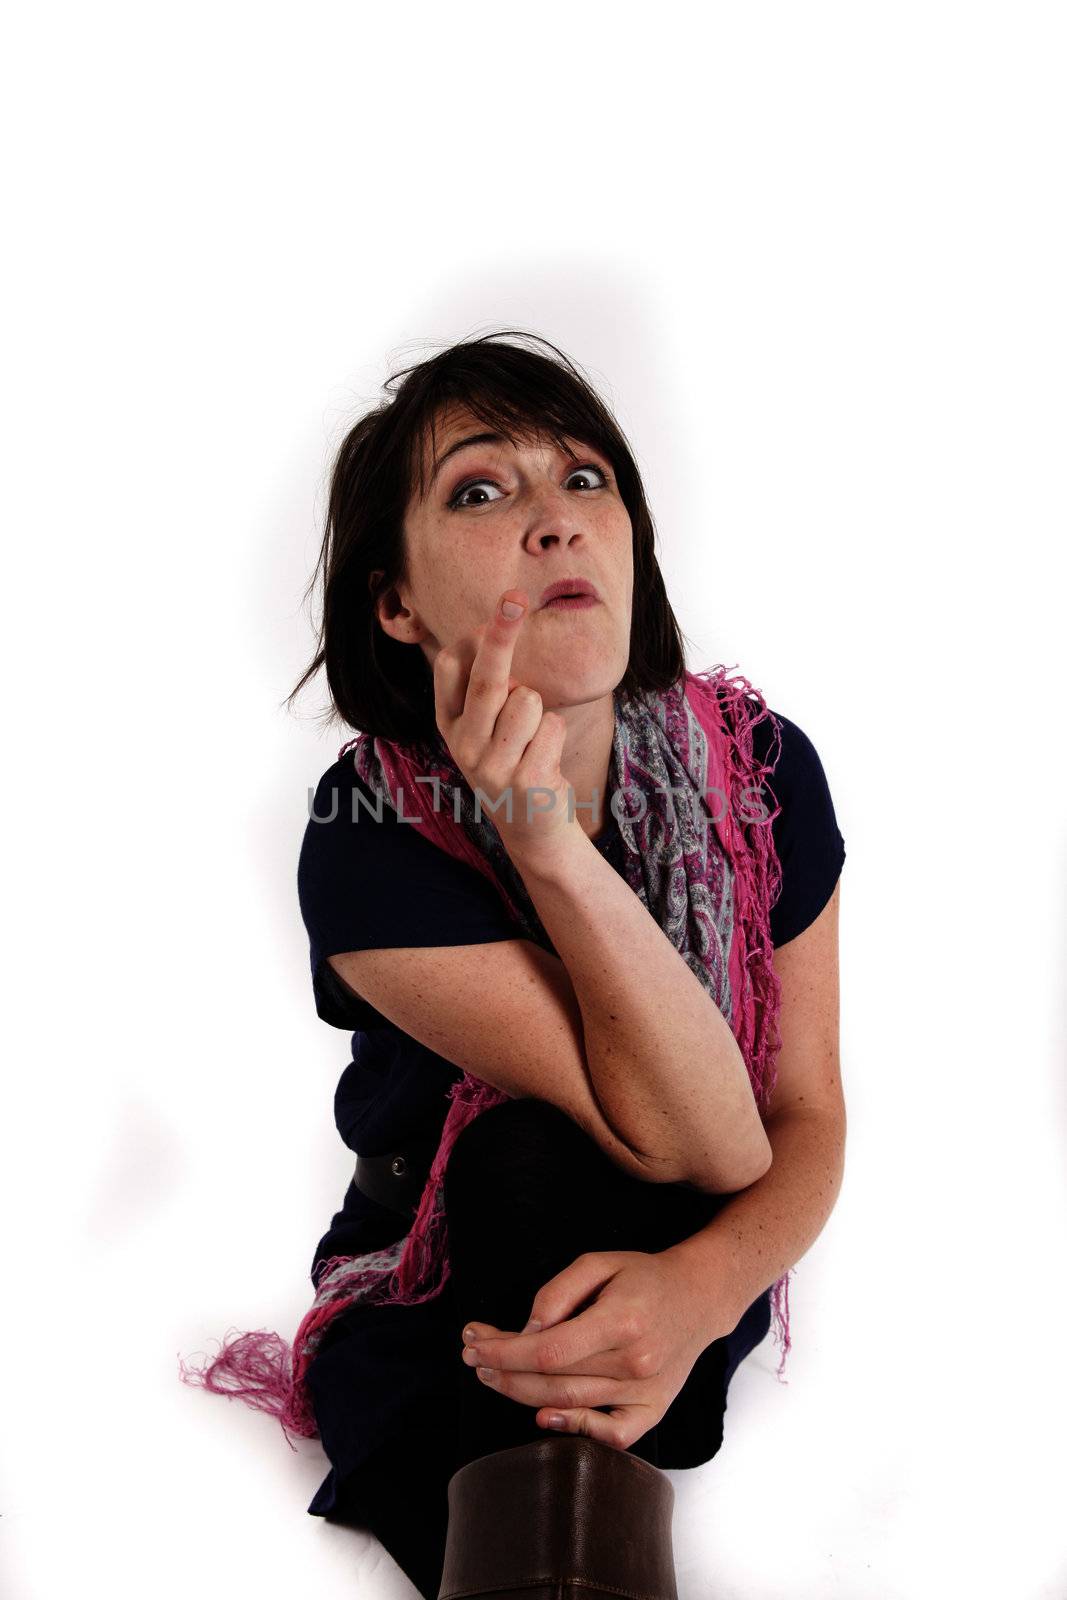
[286,329,689,746]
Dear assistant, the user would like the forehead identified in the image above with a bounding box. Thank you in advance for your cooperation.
[416,402,577,492]
[423,402,552,458]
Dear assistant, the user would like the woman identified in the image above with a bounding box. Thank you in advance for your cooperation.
[183,330,847,1599]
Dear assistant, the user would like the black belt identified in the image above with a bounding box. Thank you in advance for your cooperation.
[353,1134,441,1219]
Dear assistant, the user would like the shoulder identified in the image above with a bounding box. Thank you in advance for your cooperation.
[298,756,387,910]
[298,753,442,885]
[297,752,507,899]
[752,704,830,789]
[302,754,393,831]
[751,704,847,948]
[296,751,524,1027]
[709,684,837,827]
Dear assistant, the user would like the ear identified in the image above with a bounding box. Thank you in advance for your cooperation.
[372,577,430,644]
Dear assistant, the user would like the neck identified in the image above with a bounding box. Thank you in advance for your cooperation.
[555,690,616,841]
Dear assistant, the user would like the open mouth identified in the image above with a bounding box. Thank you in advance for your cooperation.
[541,593,600,610]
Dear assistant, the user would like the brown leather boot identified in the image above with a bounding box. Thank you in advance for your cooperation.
[437,1432,678,1600]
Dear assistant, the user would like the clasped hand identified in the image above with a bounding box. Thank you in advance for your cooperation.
[459,1247,727,1452]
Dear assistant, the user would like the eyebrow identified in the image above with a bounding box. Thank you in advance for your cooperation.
[429,430,579,492]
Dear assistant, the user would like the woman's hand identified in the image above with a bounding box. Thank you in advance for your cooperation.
[434,589,576,856]
[458,1247,731,1452]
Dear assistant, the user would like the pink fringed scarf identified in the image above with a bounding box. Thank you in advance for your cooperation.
[179,664,788,1445]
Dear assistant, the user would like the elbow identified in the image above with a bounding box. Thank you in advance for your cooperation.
[738,1133,774,1188]
[692,1128,773,1195]
[720,1147,772,1194]
[629,1116,774,1194]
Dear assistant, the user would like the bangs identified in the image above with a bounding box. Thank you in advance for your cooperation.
[402,379,617,506]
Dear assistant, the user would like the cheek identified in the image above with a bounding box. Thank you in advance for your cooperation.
[607,520,635,577]
[438,576,508,643]
[412,540,471,612]
[603,503,633,542]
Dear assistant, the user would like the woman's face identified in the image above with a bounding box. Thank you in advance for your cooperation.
[376,403,634,710]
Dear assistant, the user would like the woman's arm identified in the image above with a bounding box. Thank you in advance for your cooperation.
[505,826,773,1194]
[660,881,845,1329]
[431,595,769,1195]
[454,881,846,1452]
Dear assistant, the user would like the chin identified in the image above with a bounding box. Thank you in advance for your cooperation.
[526,652,627,709]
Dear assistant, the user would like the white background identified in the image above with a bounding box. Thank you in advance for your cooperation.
[2,3,1065,1597]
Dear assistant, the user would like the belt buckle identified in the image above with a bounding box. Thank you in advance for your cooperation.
[353,1136,437,1218]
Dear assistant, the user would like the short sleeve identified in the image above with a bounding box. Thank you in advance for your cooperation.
[297,757,525,1030]
[752,709,846,948]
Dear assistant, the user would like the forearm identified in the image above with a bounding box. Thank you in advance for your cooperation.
[663,1106,847,1336]
[506,828,772,1192]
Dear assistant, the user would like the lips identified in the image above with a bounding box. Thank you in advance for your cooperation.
[538,577,601,607]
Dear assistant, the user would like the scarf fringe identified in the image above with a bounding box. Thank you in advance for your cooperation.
[686,664,792,1381]
[176,1246,407,1446]
[176,1327,311,1448]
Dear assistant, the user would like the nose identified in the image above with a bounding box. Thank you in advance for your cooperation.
[528,522,584,552]
[518,464,594,554]
[522,493,587,552]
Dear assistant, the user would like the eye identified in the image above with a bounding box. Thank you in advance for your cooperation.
[446,462,611,511]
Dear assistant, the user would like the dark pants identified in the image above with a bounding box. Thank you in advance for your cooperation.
[311,1097,769,1599]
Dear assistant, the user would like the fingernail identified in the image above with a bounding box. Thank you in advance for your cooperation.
[500,598,524,619]
[523,1319,542,1334]
[463,1327,478,1343]
[477,1366,495,1383]
[546,1414,566,1429]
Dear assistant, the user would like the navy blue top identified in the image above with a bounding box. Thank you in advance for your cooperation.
[297,706,846,1285]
